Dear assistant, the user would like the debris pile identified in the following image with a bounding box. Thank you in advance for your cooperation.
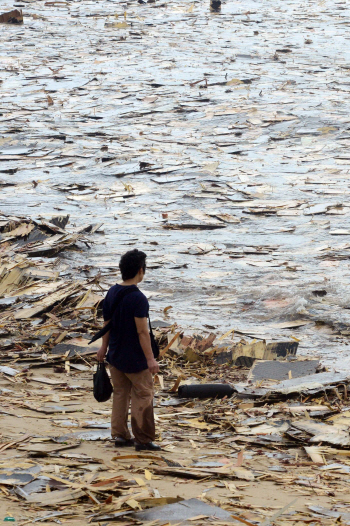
[0,213,106,365]
[1,228,350,523]
[2,0,350,521]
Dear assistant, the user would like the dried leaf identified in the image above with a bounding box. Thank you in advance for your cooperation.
[144,469,152,480]
[226,78,243,85]
[154,374,164,389]
[126,498,142,509]
[169,375,184,392]
[135,478,146,486]
[202,162,219,173]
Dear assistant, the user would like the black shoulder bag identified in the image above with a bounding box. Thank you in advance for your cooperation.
[93,362,113,402]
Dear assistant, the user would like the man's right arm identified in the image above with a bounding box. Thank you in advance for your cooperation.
[96,320,110,362]
[97,291,112,362]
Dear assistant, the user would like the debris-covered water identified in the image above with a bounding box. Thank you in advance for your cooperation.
[2,0,350,369]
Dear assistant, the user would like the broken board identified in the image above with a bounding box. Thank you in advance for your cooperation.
[248,359,319,382]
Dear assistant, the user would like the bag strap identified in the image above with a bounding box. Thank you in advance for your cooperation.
[148,317,154,336]
[88,286,136,344]
[109,286,136,322]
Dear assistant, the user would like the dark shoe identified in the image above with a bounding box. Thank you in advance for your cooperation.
[135,441,161,451]
[114,437,134,447]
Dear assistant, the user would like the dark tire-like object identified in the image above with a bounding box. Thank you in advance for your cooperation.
[178,384,234,399]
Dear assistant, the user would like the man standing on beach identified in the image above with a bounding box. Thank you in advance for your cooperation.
[96,249,161,451]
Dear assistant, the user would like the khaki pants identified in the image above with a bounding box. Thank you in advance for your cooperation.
[109,365,155,444]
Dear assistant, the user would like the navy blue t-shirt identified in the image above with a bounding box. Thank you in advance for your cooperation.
[103,284,149,373]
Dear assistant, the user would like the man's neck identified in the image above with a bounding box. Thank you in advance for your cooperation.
[121,278,139,286]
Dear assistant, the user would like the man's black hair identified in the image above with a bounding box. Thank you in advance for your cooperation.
[119,249,147,281]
